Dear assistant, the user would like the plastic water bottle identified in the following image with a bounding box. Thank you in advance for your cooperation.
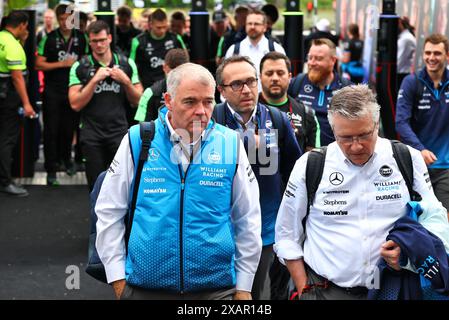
[18,107,39,119]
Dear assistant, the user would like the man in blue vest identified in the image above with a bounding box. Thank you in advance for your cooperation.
[215,55,301,299]
[95,62,262,300]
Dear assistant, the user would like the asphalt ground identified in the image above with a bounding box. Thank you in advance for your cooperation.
[0,185,113,300]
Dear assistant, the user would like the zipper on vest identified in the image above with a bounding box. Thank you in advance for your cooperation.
[179,176,185,294]
[178,164,191,294]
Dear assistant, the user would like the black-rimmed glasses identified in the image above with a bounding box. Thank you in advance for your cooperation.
[221,78,258,92]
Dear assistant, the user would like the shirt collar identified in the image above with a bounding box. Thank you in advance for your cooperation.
[226,102,258,127]
[245,35,267,49]
[165,111,204,147]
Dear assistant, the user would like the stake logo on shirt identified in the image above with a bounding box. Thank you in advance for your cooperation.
[58,51,78,62]
[94,80,121,94]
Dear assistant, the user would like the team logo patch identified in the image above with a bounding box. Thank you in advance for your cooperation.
[265,120,273,129]
[304,84,313,93]
[208,151,221,163]
[148,148,160,161]
[379,165,393,177]
[329,172,344,186]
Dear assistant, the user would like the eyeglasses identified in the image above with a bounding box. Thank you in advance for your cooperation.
[90,38,109,44]
[334,126,377,145]
[221,78,258,91]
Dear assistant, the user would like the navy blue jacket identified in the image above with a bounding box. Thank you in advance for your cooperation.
[214,102,302,246]
[396,68,449,169]
[368,209,449,300]
[288,72,350,146]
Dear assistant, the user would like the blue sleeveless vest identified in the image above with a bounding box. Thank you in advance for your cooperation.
[126,118,239,292]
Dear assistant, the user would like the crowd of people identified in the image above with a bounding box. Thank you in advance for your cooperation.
[1,3,449,301]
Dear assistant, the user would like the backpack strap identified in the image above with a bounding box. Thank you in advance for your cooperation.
[288,73,306,98]
[212,102,227,125]
[391,140,422,202]
[268,37,275,52]
[116,53,132,78]
[303,147,327,227]
[125,121,156,243]
[306,147,327,208]
[233,41,241,55]
[266,105,285,148]
[77,55,95,84]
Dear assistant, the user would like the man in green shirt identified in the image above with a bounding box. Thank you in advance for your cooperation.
[36,4,89,186]
[0,11,36,197]
[68,20,142,191]
[130,8,186,89]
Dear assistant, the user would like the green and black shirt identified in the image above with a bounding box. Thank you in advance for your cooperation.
[38,28,89,92]
[130,31,185,88]
[69,53,140,144]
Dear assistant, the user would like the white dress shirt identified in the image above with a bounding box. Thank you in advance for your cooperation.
[274,137,443,288]
[227,102,258,131]
[95,115,262,292]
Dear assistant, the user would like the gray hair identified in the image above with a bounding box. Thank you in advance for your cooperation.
[328,84,380,127]
[166,63,216,99]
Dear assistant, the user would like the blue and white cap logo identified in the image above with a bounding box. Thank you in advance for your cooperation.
[208,151,221,163]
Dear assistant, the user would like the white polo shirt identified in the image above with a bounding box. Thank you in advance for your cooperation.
[274,137,442,288]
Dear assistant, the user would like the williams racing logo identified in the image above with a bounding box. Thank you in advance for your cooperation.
[207,151,221,164]
[379,165,393,177]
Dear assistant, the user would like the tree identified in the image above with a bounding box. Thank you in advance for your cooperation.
[5,0,36,14]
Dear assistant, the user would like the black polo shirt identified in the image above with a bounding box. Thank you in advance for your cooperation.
[69,53,140,144]
[38,28,89,92]
[129,31,185,88]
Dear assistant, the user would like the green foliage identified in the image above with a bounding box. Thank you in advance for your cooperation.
[47,0,59,9]
[5,0,36,14]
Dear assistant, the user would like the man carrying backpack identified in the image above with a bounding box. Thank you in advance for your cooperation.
[275,84,447,300]
[259,52,318,153]
[215,56,301,299]
[396,34,449,218]
[68,20,143,191]
[288,38,351,147]
[224,9,285,91]
[95,63,262,300]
